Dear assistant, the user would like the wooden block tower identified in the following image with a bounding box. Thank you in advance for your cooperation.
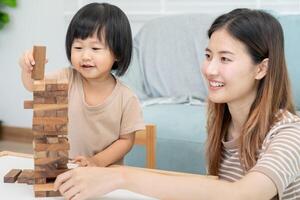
[4,46,70,197]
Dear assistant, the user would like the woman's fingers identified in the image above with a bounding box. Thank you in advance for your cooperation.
[54,170,73,191]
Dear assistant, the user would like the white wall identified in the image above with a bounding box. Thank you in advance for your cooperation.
[1,0,300,127]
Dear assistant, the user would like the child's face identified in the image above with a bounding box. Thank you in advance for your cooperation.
[71,32,116,80]
[201,29,260,106]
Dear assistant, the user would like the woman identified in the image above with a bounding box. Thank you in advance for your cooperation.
[54,8,300,200]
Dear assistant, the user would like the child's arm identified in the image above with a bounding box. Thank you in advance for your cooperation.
[93,132,135,167]
[75,132,135,167]
[54,165,277,200]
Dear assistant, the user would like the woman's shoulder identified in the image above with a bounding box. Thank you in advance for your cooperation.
[266,110,300,141]
[272,110,300,128]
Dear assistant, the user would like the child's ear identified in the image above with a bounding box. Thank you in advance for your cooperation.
[255,58,269,80]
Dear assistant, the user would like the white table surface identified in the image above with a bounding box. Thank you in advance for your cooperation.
[0,155,157,200]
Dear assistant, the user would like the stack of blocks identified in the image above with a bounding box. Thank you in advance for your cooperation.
[4,46,70,197]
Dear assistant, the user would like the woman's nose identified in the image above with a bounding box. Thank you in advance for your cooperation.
[205,59,219,76]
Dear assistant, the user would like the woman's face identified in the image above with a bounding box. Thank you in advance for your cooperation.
[201,29,260,106]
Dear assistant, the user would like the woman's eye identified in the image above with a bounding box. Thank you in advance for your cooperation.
[73,47,82,50]
[221,57,231,62]
[205,53,211,60]
[92,48,102,50]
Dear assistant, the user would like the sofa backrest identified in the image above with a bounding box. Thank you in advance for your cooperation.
[122,14,219,101]
[278,14,300,110]
[122,13,300,109]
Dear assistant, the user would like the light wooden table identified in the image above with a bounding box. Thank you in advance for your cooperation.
[0,151,215,199]
[0,151,157,200]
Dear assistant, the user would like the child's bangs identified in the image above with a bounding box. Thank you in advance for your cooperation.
[73,19,105,42]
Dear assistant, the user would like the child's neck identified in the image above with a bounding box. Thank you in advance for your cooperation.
[81,74,116,106]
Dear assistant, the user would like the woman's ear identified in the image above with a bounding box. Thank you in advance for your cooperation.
[255,58,269,80]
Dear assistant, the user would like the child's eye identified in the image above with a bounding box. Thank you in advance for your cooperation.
[73,46,82,50]
[92,48,101,51]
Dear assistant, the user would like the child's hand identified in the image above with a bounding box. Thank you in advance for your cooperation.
[73,156,97,167]
[19,49,35,74]
[18,48,48,74]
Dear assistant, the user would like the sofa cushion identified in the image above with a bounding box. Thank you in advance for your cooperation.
[125,104,208,174]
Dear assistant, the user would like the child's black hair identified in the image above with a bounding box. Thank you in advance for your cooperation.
[65,3,132,76]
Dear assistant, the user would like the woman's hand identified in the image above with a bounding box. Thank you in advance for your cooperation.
[54,167,124,200]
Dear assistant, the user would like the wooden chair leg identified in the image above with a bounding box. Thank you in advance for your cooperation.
[145,125,156,168]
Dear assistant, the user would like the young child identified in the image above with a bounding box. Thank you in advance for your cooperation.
[54,8,300,200]
[19,3,144,167]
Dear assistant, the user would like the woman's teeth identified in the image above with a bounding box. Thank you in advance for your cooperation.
[210,81,224,87]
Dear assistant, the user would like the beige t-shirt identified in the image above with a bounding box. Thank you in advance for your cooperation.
[47,67,145,159]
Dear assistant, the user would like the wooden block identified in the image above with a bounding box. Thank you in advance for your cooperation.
[56,124,68,132]
[33,80,45,85]
[43,124,56,131]
[47,137,59,144]
[56,108,68,117]
[46,84,58,91]
[46,191,61,197]
[33,80,45,91]
[32,117,68,125]
[33,97,56,104]
[56,83,68,91]
[34,90,68,98]
[32,125,44,131]
[34,110,57,117]
[34,151,48,159]
[35,177,47,184]
[34,169,68,178]
[45,83,68,91]
[34,183,55,192]
[4,169,22,183]
[44,79,57,84]
[34,138,70,152]
[33,130,68,136]
[35,191,47,197]
[31,46,46,80]
[24,100,33,109]
[35,164,57,172]
[56,96,68,104]
[35,157,60,165]
[17,169,34,185]
[33,104,68,111]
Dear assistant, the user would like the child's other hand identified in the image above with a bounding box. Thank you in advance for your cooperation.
[73,156,97,167]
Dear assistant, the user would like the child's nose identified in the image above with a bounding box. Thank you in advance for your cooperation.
[82,49,91,60]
